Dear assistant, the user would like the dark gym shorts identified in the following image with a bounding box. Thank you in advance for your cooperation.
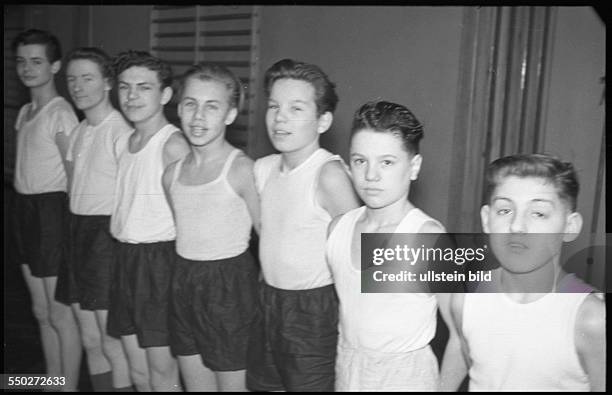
[56,214,116,309]
[246,282,339,392]
[170,250,259,371]
[107,240,175,348]
[12,191,69,278]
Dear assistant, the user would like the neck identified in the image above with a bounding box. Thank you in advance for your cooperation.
[85,100,114,126]
[134,110,168,137]
[364,197,414,231]
[281,139,320,170]
[190,137,230,166]
[30,82,58,109]
[501,259,560,301]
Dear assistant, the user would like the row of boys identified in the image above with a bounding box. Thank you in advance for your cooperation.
[11,28,605,392]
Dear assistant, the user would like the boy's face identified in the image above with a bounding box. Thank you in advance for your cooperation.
[178,77,237,147]
[117,66,171,124]
[350,129,421,209]
[15,44,60,89]
[480,176,582,274]
[66,58,110,113]
[265,78,332,154]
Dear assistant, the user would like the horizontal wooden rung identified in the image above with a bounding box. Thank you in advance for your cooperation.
[153,45,251,52]
[167,60,251,68]
[155,32,196,38]
[153,5,195,11]
[201,29,251,37]
[153,13,252,24]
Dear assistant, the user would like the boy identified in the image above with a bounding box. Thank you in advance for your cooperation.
[11,29,81,391]
[440,153,606,391]
[327,101,450,391]
[162,62,260,391]
[106,50,189,391]
[59,47,133,391]
[246,58,360,392]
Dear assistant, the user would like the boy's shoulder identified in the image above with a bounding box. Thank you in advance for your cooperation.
[576,292,605,327]
[558,273,596,293]
[228,149,254,176]
[318,157,351,191]
[48,96,76,115]
[253,153,281,193]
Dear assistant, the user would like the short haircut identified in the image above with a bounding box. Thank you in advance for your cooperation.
[65,47,114,84]
[350,101,424,154]
[11,29,62,63]
[178,62,244,110]
[264,58,339,115]
[113,50,172,89]
[484,153,579,211]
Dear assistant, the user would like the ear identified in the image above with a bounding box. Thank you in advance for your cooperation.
[103,78,112,92]
[51,60,61,75]
[562,212,583,242]
[161,86,173,105]
[317,111,333,134]
[409,154,422,181]
[225,107,238,125]
[480,205,491,233]
[177,100,184,119]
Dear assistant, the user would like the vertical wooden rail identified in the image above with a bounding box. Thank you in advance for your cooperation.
[448,6,557,232]
[247,6,261,158]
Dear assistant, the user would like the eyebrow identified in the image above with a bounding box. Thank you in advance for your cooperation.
[267,98,309,104]
[491,197,554,205]
[530,198,555,205]
[182,97,221,103]
[68,72,95,78]
[118,81,155,86]
[16,56,45,61]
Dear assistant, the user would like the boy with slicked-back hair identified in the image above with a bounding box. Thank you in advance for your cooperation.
[440,153,606,391]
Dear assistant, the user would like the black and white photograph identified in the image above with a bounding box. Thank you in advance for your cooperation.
[3,4,606,392]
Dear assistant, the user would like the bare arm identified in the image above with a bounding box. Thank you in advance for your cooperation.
[439,292,469,391]
[56,131,73,187]
[161,160,178,220]
[228,153,261,235]
[162,131,190,168]
[316,160,361,218]
[575,293,606,391]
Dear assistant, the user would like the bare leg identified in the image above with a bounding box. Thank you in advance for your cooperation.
[44,276,82,391]
[146,346,181,391]
[178,354,217,391]
[73,304,111,375]
[20,264,61,376]
[217,369,247,392]
[121,334,151,392]
[96,310,132,389]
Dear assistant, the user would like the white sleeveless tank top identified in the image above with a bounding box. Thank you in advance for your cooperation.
[14,96,78,194]
[326,206,442,353]
[464,291,591,391]
[255,148,342,290]
[169,149,252,261]
[110,124,177,243]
